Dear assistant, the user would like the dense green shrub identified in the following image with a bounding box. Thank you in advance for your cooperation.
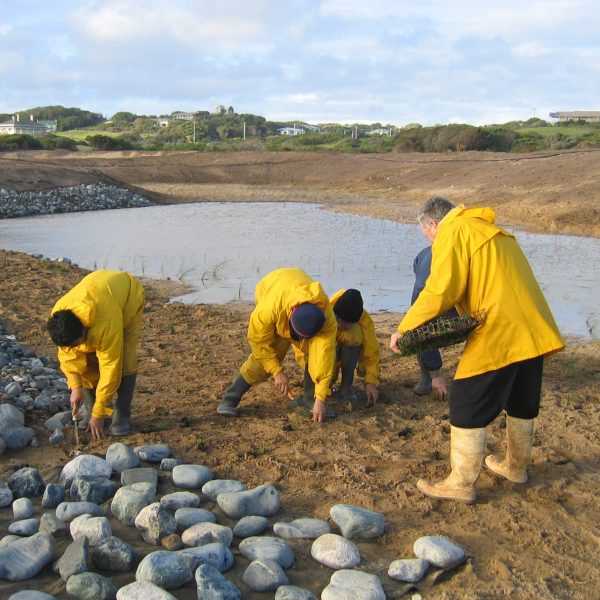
[85,134,134,150]
[39,134,78,150]
[0,134,42,151]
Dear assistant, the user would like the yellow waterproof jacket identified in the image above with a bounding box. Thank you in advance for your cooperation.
[51,270,145,418]
[399,206,564,379]
[330,289,380,386]
[248,268,336,401]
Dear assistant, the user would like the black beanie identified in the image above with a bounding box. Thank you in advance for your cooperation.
[333,289,363,323]
[290,303,326,338]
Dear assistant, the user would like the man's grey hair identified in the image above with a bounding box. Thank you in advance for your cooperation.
[417,195,455,225]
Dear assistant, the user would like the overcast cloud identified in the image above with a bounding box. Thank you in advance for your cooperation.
[1,0,599,124]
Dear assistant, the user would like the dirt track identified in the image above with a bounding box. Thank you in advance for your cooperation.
[0,148,599,236]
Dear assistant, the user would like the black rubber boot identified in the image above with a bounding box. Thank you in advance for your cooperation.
[293,368,335,418]
[217,374,251,417]
[340,344,361,411]
[110,374,136,436]
[413,355,432,395]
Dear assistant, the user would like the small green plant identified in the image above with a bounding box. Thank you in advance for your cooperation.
[562,357,579,378]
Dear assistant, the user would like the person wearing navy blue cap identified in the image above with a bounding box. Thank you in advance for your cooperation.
[217,268,337,423]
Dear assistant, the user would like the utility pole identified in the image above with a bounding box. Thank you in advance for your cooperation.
[533,108,536,119]
[243,121,246,139]
[193,121,196,143]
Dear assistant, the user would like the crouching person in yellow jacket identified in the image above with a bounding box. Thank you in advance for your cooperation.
[390,196,564,504]
[47,270,145,440]
[330,289,380,410]
[217,268,337,423]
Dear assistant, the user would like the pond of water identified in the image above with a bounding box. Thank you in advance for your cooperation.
[1,202,598,338]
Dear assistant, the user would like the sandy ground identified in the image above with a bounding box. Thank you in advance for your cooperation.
[0,150,599,599]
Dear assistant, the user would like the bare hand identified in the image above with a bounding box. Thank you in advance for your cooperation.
[389,332,401,354]
[70,387,86,418]
[365,383,379,406]
[273,371,289,396]
[87,416,106,440]
[312,399,326,423]
[431,375,449,402]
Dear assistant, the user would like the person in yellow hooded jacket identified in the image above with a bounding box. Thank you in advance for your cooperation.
[390,196,564,504]
[329,289,380,410]
[217,267,337,423]
[47,270,145,439]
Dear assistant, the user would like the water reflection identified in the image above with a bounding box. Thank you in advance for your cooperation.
[0,202,598,338]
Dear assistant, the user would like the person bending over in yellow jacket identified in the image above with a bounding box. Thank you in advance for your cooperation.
[390,196,564,504]
[329,289,380,410]
[47,270,145,440]
[217,268,337,423]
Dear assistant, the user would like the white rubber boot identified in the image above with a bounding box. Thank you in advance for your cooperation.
[485,416,534,483]
[417,426,486,504]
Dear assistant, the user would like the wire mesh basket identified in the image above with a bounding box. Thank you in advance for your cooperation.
[396,310,486,356]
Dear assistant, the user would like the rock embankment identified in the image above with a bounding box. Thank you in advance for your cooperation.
[0,184,152,219]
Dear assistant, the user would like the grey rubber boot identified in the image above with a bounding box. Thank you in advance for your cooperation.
[77,388,95,429]
[413,355,432,395]
[217,374,251,417]
[109,374,136,436]
[340,344,361,411]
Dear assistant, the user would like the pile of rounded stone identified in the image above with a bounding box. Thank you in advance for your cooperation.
[0,184,153,219]
[0,442,468,600]
[0,326,72,453]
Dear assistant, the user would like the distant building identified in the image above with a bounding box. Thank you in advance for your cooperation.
[172,111,196,121]
[0,114,51,135]
[213,105,235,115]
[277,125,305,136]
[549,111,600,123]
[38,119,57,133]
[366,127,394,136]
[155,117,173,127]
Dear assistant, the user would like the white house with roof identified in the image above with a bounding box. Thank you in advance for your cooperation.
[549,111,600,123]
[0,114,51,135]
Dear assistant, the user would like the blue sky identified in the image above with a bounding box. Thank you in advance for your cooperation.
[1,0,599,125]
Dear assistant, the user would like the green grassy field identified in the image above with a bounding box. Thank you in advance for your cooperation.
[54,129,118,141]
[519,126,592,137]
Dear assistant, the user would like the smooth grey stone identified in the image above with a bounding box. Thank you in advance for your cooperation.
[134,444,171,462]
[8,591,56,600]
[56,501,104,522]
[172,464,212,489]
[243,559,288,592]
[33,393,53,409]
[91,535,138,571]
[0,435,5,455]
[388,558,430,582]
[174,507,216,530]
[217,484,280,519]
[3,426,35,449]
[0,403,24,430]
[233,515,268,539]
[13,497,35,520]
[111,482,155,526]
[57,536,89,581]
[238,536,294,568]
[321,570,385,600]
[160,491,200,510]
[115,581,177,600]
[275,585,317,600]
[135,502,177,544]
[202,479,245,501]
[59,454,113,487]
[70,514,112,546]
[42,483,65,508]
[0,480,14,506]
[106,442,140,473]
[4,382,22,398]
[0,534,21,546]
[413,536,466,568]
[121,467,158,490]
[311,533,360,569]
[49,429,65,445]
[8,518,39,536]
[39,513,68,538]
[135,550,194,589]
[181,522,232,547]
[70,475,118,504]
[273,518,330,539]
[159,458,182,471]
[44,410,71,431]
[195,563,241,599]
[330,504,385,539]
[178,542,234,572]
[66,571,117,600]
[0,531,55,581]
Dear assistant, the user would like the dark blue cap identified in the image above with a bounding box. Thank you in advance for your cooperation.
[290,303,325,339]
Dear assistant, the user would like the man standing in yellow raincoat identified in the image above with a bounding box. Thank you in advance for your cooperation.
[217,267,337,423]
[390,196,564,504]
[329,289,380,410]
[47,270,145,439]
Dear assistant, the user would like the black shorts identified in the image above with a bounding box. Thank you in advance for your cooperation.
[449,356,544,428]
